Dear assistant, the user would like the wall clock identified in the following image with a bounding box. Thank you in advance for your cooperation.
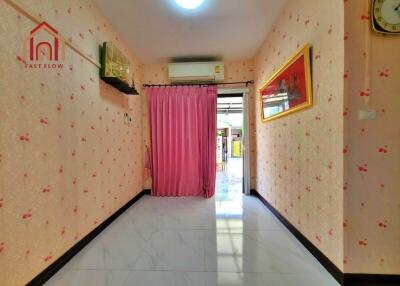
[372,0,400,34]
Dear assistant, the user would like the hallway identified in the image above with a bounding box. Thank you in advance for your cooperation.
[46,159,339,286]
[2,0,400,284]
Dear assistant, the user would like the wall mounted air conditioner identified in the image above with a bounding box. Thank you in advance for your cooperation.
[168,61,224,83]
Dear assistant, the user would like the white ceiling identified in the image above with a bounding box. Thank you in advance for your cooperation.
[93,0,287,63]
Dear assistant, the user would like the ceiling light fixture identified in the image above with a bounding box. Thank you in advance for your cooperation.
[174,0,205,10]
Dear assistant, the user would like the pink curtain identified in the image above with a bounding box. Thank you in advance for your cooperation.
[148,86,217,198]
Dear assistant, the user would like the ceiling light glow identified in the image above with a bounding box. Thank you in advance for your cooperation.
[174,0,205,10]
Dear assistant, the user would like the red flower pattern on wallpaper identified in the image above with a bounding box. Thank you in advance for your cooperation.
[1,0,399,284]
[252,0,400,274]
[0,1,144,285]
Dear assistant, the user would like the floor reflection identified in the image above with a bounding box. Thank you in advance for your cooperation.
[45,156,340,286]
[215,157,243,215]
[215,158,244,279]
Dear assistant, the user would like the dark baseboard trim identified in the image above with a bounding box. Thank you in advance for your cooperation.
[250,189,344,285]
[250,189,400,286]
[26,189,151,286]
[25,188,398,285]
[344,274,400,286]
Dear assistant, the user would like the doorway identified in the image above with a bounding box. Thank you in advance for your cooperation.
[216,94,244,199]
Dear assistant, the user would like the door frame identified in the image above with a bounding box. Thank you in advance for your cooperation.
[217,87,251,195]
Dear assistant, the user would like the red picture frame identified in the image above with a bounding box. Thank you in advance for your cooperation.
[260,44,313,122]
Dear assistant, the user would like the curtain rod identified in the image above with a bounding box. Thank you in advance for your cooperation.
[142,80,254,88]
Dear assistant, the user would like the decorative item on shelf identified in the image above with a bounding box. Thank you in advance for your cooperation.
[372,0,400,34]
[100,42,139,95]
[260,44,313,122]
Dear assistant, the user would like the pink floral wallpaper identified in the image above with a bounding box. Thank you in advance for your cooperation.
[253,0,345,270]
[343,0,400,275]
[0,1,398,285]
[253,0,400,275]
[0,0,144,285]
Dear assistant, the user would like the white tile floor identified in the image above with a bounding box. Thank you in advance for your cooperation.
[46,159,339,286]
